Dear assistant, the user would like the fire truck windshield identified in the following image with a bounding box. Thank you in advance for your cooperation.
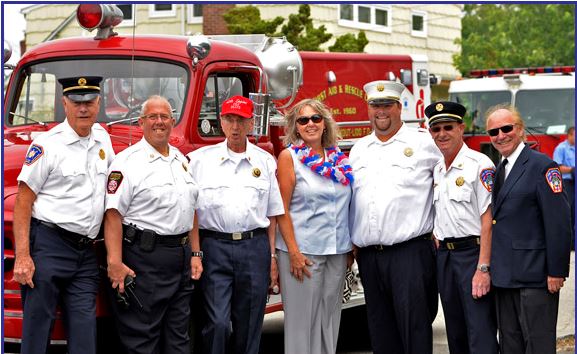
[450,88,575,135]
[5,58,189,127]
[515,89,574,133]
[450,91,512,134]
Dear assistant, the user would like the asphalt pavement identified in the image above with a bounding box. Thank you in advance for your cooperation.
[262,251,575,354]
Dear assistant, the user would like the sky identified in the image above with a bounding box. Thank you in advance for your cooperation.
[3,3,27,65]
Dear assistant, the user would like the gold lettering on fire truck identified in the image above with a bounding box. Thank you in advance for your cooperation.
[339,127,372,139]
[344,85,365,99]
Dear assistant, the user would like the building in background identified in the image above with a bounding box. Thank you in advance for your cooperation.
[20,3,462,99]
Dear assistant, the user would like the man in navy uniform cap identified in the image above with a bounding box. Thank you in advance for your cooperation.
[349,80,441,354]
[427,101,498,354]
[13,76,114,354]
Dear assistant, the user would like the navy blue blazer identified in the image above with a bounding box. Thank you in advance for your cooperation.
[491,144,571,288]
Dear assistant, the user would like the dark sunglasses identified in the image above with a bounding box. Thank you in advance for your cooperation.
[430,125,455,133]
[487,124,515,137]
[296,114,323,125]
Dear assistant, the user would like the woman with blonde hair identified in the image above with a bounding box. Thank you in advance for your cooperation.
[276,99,354,354]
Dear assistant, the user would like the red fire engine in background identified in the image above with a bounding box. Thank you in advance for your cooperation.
[449,66,575,163]
[3,4,435,351]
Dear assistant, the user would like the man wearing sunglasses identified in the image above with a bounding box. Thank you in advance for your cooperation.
[349,80,441,354]
[426,101,498,354]
[486,106,571,354]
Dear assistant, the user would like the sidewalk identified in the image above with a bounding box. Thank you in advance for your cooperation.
[432,251,575,353]
[263,252,575,354]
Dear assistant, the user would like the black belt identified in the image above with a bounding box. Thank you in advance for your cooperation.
[201,228,267,241]
[439,236,480,250]
[33,217,95,250]
[122,224,189,247]
[372,233,433,251]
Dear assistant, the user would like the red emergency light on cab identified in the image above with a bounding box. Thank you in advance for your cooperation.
[469,65,575,78]
[77,4,123,39]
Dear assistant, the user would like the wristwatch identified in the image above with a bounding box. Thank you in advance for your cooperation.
[192,251,203,259]
[477,264,490,273]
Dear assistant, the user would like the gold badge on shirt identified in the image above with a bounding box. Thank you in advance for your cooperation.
[182,162,188,172]
[404,147,413,157]
[252,168,261,178]
[99,149,105,160]
[455,176,465,187]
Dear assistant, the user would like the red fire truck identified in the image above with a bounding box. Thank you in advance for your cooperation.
[448,66,575,163]
[3,4,434,351]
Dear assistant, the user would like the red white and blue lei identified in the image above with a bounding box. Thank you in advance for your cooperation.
[289,143,354,186]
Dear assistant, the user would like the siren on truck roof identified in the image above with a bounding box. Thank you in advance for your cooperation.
[469,66,574,78]
[77,4,124,40]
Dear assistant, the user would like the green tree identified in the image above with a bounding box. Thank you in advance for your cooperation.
[223,5,284,36]
[329,31,368,52]
[278,4,332,51]
[454,4,575,75]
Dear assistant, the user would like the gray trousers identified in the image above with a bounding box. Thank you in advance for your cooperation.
[495,287,559,354]
[277,250,347,354]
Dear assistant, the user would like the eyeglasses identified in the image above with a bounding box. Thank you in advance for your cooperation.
[296,114,323,125]
[142,113,172,121]
[430,125,455,133]
[487,124,515,137]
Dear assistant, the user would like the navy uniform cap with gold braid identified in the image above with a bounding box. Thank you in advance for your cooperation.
[58,76,103,102]
[425,101,466,126]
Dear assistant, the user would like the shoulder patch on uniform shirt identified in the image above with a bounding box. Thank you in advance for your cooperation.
[25,144,44,165]
[545,168,563,193]
[107,171,124,194]
[479,168,495,192]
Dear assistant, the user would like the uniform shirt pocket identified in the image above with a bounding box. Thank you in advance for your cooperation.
[390,157,417,186]
[198,184,226,210]
[144,174,176,209]
[60,161,87,178]
[244,180,269,209]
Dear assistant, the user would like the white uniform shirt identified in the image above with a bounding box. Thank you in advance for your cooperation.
[349,125,441,247]
[187,140,284,233]
[433,143,495,240]
[105,139,198,235]
[17,119,115,239]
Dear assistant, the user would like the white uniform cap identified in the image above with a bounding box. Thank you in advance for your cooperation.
[363,80,406,104]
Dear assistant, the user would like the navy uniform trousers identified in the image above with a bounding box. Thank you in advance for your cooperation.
[21,219,99,354]
[357,237,438,354]
[200,230,270,354]
[108,239,194,354]
[437,244,498,354]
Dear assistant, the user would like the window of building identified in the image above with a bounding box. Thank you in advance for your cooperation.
[411,11,427,37]
[149,4,176,18]
[116,4,135,26]
[338,4,391,33]
[187,4,203,24]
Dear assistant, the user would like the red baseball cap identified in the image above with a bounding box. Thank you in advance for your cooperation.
[220,96,253,119]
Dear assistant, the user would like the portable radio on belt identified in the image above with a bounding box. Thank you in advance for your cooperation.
[139,229,156,252]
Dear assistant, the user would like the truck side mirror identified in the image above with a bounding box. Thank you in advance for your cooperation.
[4,41,12,62]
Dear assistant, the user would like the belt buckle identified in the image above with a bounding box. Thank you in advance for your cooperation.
[447,242,455,250]
[374,244,384,251]
[181,236,188,246]
[232,232,242,241]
